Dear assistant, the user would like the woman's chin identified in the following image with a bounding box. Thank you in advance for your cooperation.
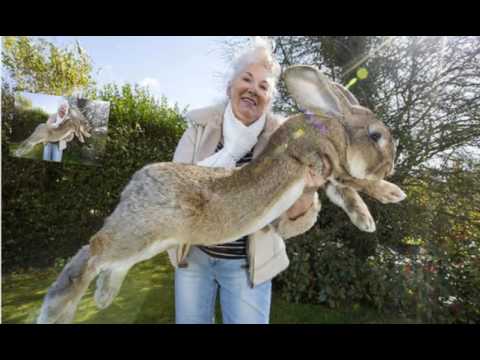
[237,109,257,124]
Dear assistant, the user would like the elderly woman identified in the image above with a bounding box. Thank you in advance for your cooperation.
[43,101,69,162]
[167,38,328,324]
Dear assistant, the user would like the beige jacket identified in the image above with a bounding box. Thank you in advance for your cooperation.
[46,114,68,151]
[166,102,321,287]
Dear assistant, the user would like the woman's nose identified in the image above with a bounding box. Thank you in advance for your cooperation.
[247,87,257,97]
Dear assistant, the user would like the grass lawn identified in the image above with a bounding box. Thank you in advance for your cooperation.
[2,253,415,324]
[9,143,44,161]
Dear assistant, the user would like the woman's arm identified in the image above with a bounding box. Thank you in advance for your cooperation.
[286,165,327,220]
[47,114,65,129]
[272,191,321,240]
[286,154,330,220]
[46,114,56,125]
[172,122,198,164]
[272,158,330,240]
[169,120,200,267]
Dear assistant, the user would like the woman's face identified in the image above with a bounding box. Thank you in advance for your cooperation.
[228,63,272,126]
[58,105,67,118]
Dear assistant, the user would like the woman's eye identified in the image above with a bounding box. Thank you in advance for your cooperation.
[243,77,251,82]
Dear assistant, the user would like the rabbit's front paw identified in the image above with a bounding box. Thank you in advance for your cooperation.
[372,180,407,204]
[349,209,376,233]
[325,183,376,232]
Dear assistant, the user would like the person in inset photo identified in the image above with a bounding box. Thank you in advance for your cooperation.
[43,101,69,162]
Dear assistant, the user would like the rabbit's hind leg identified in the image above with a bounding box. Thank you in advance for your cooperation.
[94,238,180,310]
[94,266,131,309]
[37,245,100,324]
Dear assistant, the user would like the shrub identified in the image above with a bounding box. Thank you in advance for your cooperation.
[274,184,480,324]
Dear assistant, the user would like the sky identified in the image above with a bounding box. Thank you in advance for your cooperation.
[18,92,64,114]
[26,36,247,112]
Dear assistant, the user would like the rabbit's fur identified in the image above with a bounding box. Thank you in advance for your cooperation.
[282,65,405,231]
[37,65,405,324]
[15,106,92,157]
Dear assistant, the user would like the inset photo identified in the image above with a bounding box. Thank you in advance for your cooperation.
[10,92,110,166]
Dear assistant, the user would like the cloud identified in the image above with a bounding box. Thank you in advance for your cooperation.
[140,77,161,92]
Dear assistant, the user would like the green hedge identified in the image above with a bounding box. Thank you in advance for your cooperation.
[3,83,478,323]
[10,107,49,143]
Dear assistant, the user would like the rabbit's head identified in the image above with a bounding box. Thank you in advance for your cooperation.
[66,107,92,141]
[283,65,397,181]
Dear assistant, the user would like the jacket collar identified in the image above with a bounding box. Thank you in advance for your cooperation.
[186,101,284,158]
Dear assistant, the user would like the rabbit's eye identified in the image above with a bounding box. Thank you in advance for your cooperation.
[369,132,382,142]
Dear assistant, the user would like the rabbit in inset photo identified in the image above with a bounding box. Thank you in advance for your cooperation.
[14,105,92,158]
[37,65,406,324]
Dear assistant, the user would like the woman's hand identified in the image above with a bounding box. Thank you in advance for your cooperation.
[286,157,331,220]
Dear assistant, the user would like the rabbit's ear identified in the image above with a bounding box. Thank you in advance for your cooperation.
[332,83,359,106]
[283,65,344,118]
[332,83,374,116]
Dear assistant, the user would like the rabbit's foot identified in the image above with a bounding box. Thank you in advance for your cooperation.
[348,208,376,233]
[370,180,407,204]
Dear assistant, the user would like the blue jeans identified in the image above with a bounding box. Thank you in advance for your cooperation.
[43,142,63,162]
[175,246,272,324]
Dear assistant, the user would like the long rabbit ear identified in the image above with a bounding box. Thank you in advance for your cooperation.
[332,83,360,106]
[332,83,374,116]
[283,65,345,118]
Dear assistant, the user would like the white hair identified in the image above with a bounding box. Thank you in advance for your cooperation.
[57,100,70,122]
[58,100,70,113]
[227,37,281,104]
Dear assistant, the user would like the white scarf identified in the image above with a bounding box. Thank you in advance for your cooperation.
[197,102,266,169]
[52,102,69,128]
[51,106,69,151]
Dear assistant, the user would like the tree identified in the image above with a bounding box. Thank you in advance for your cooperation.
[270,36,480,180]
[14,93,33,110]
[2,36,95,96]
[221,37,480,320]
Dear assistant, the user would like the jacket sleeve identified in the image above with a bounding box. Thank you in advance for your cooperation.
[271,191,322,240]
[172,119,198,164]
[167,118,198,268]
[46,114,56,125]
